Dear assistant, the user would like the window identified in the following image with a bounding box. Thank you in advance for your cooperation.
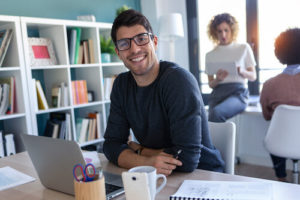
[197,0,247,93]
[258,0,300,90]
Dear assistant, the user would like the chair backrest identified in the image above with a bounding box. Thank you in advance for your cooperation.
[208,121,236,174]
[264,104,300,160]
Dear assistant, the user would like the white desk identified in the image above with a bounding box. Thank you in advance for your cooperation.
[1,152,300,200]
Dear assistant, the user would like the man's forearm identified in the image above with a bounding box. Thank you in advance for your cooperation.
[117,149,150,169]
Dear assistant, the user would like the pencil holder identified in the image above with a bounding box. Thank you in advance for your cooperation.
[74,175,106,200]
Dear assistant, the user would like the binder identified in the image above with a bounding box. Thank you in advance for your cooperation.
[0,131,4,158]
[5,134,16,156]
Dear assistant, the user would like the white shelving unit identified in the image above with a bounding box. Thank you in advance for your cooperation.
[18,16,126,147]
[0,15,32,153]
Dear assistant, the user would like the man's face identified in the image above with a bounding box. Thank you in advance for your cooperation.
[115,25,158,77]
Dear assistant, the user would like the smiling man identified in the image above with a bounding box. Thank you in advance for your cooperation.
[103,9,224,176]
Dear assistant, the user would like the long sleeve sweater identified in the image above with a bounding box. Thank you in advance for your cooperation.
[260,73,300,120]
[103,61,224,172]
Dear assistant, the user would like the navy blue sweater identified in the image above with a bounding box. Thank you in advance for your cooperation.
[103,61,224,172]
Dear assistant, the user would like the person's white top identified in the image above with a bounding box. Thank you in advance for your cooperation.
[205,42,256,85]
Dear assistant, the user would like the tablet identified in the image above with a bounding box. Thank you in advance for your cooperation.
[206,62,239,76]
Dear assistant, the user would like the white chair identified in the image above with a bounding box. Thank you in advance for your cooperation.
[208,121,236,174]
[264,104,300,184]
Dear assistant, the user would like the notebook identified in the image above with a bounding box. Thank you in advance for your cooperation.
[170,180,272,200]
[21,134,124,199]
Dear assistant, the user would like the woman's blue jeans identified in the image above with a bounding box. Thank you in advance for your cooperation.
[208,83,248,122]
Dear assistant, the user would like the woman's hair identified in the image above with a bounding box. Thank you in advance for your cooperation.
[111,9,153,44]
[274,28,300,65]
[207,13,239,44]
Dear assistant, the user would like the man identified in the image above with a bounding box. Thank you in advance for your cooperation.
[103,9,224,176]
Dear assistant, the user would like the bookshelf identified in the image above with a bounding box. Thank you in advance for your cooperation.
[0,15,32,154]
[19,16,127,148]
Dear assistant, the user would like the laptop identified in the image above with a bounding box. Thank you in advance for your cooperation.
[21,134,124,199]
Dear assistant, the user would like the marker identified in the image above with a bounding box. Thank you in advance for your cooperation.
[173,149,182,159]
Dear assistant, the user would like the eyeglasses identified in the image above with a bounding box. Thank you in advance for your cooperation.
[116,33,154,51]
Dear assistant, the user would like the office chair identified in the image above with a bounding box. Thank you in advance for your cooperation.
[264,104,300,184]
[208,121,236,174]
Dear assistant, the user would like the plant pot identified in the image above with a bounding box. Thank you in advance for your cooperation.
[111,54,121,62]
[101,53,111,63]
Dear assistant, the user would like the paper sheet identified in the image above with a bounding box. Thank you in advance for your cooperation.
[82,151,101,169]
[170,180,273,200]
[0,166,35,191]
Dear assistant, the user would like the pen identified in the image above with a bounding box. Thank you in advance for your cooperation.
[173,149,182,159]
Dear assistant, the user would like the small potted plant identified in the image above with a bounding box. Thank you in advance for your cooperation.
[100,35,115,63]
[116,5,130,16]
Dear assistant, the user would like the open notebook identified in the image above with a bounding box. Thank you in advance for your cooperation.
[170,180,272,200]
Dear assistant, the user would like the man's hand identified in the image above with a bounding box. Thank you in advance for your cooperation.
[147,152,182,176]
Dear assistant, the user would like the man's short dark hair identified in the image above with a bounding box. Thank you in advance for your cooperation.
[275,28,300,65]
[111,9,153,44]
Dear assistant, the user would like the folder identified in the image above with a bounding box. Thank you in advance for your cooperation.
[5,134,16,156]
[0,131,4,158]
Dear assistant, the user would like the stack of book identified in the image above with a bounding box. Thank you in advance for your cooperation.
[43,112,73,140]
[51,82,69,108]
[103,76,116,100]
[0,29,13,67]
[0,76,16,115]
[71,80,88,105]
[67,27,95,64]
[75,112,102,144]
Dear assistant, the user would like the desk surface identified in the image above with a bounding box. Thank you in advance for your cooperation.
[1,152,300,200]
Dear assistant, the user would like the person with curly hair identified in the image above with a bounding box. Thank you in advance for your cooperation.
[260,28,300,182]
[205,13,257,122]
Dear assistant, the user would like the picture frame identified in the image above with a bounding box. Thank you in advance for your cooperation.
[28,37,57,66]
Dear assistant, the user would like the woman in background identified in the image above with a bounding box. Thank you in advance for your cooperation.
[260,28,300,182]
[205,13,256,122]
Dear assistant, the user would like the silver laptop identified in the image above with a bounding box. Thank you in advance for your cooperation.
[21,134,124,199]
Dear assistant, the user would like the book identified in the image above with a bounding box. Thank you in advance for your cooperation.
[68,29,77,64]
[31,78,39,111]
[73,27,82,64]
[0,77,16,114]
[82,40,90,64]
[0,29,13,67]
[60,82,68,107]
[88,39,95,63]
[104,76,116,100]
[0,83,10,115]
[5,134,16,156]
[71,81,77,105]
[0,131,4,158]
[88,112,102,139]
[78,118,89,143]
[170,180,272,200]
[44,120,56,137]
[77,44,83,64]
[51,86,61,108]
[35,80,49,110]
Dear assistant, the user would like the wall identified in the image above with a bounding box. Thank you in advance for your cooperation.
[141,0,189,70]
[0,0,140,23]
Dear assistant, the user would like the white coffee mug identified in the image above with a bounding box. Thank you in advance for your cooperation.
[128,166,167,200]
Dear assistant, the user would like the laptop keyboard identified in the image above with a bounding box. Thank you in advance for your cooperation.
[105,183,122,194]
